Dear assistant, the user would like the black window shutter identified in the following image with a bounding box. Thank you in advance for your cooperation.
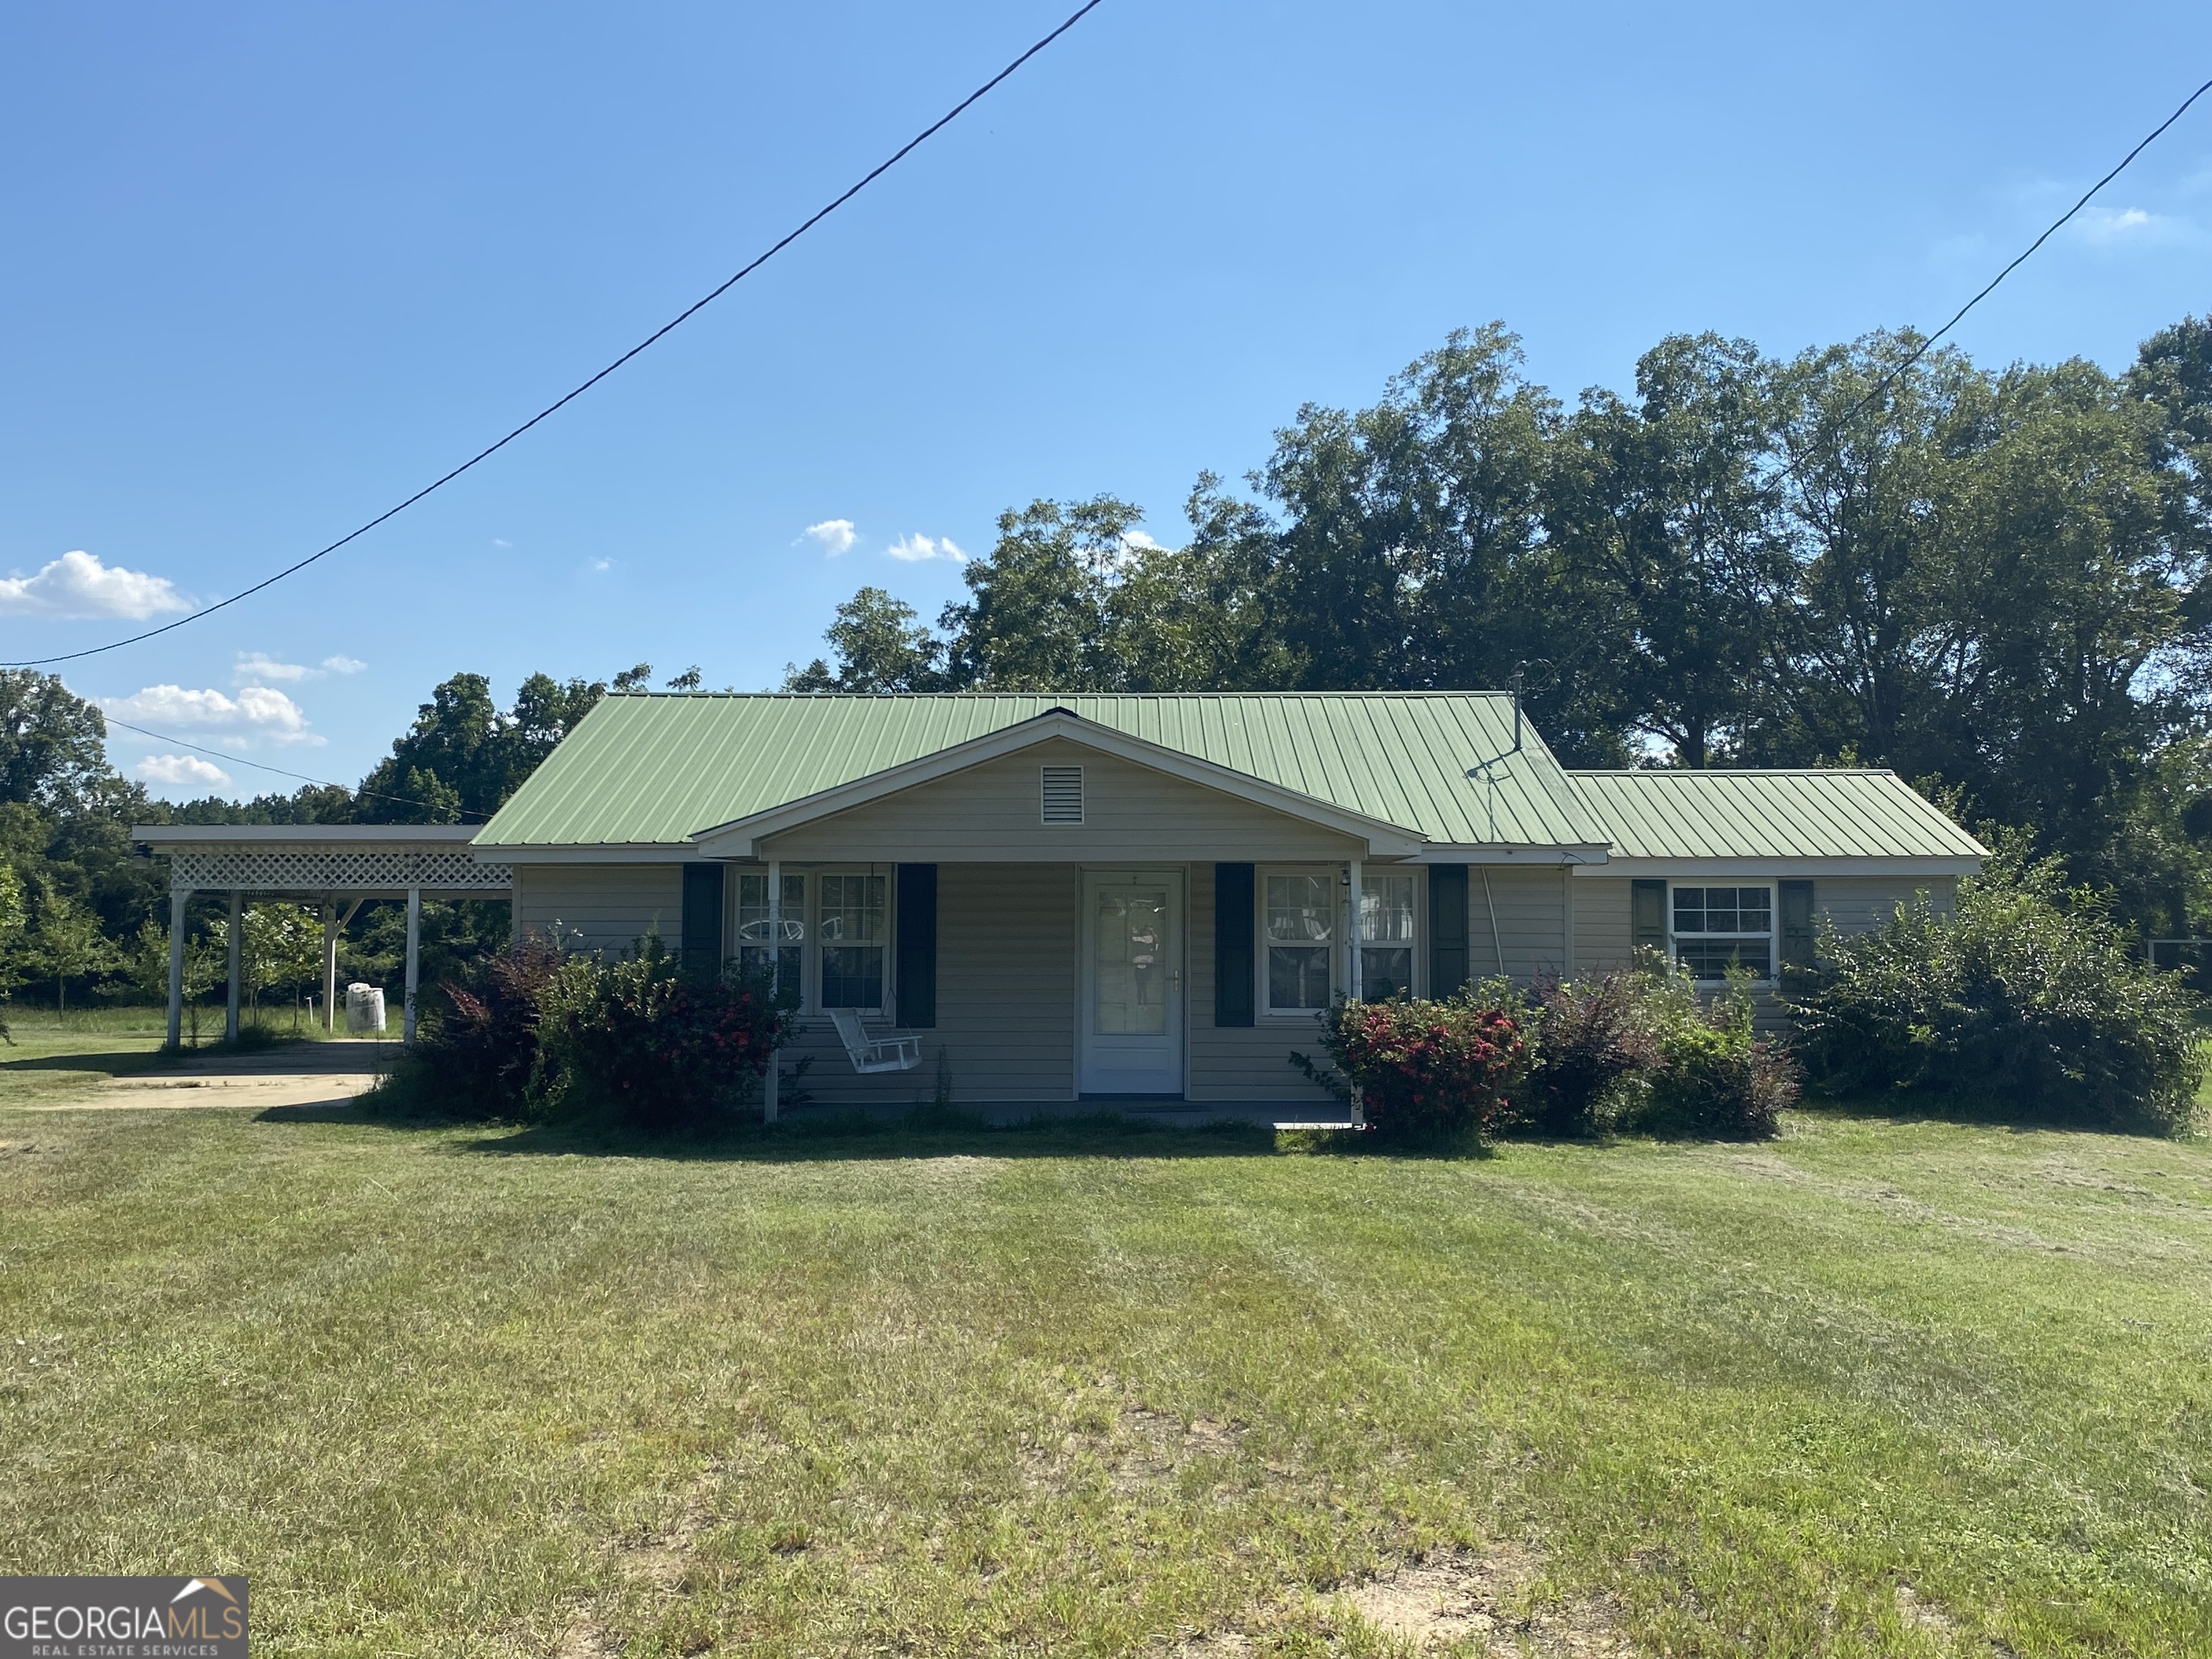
[1632,879,1668,957]
[1214,863,1255,1027]
[895,863,938,1028]
[680,864,724,976]
[1429,864,1469,996]
[1779,879,1816,970]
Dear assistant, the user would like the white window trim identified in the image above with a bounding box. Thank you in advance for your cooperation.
[1354,867,1423,1003]
[815,866,894,1017]
[1257,864,1341,1017]
[729,865,897,1019]
[1667,880,1777,986]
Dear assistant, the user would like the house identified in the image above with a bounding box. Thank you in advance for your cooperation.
[470,692,1984,1112]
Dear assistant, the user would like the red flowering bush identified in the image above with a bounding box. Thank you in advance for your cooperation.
[1295,984,1532,1136]
[539,940,788,1132]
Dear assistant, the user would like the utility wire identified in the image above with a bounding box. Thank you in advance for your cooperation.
[1823,73,2212,439]
[7,0,1107,669]
[104,715,487,821]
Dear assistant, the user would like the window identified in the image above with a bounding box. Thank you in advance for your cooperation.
[734,871,804,991]
[819,873,887,1009]
[1671,884,1773,980]
[1040,765,1084,824]
[1358,874,1416,1000]
[1265,873,1335,1010]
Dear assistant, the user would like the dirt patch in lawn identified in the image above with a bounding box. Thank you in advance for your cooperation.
[1177,1541,1636,1657]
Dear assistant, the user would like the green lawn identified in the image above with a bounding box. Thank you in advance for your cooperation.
[2,1054,2208,1657]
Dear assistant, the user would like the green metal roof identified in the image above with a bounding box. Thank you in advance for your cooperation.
[1568,768,1987,861]
[476,693,1609,850]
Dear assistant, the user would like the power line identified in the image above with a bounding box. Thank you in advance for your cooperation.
[6,0,1107,670]
[1827,73,2212,436]
[103,715,485,820]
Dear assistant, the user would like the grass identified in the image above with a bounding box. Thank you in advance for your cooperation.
[1,1042,2208,1656]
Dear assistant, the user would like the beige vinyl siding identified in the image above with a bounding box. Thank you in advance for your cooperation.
[1573,875,1636,974]
[1572,869,1959,1031]
[784,863,1079,1107]
[1460,866,1571,983]
[513,863,683,955]
[1813,873,1956,931]
[762,738,1364,864]
[1187,861,1339,1107]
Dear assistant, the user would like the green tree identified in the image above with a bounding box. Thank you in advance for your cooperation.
[1545,333,1789,767]
[786,588,955,691]
[0,670,111,811]
[27,878,117,1014]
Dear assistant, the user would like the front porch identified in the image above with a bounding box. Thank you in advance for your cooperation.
[513,856,1578,1118]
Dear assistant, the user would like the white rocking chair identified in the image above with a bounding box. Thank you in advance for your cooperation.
[830,1009,922,1074]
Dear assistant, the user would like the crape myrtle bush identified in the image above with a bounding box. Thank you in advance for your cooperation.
[1299,959,1796,1142]
[398,932,787,1131]
[1786,844,2205,1135]
[1294,982,1532,1136]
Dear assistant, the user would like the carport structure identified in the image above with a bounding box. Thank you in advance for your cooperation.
[132,826,513,1048]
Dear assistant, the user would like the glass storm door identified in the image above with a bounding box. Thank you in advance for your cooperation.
[1079,870,1184,1096]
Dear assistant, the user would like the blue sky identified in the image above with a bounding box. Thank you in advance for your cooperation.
[4,1,2209,799]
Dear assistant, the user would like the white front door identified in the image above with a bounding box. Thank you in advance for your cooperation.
[1079,869,1184,1097]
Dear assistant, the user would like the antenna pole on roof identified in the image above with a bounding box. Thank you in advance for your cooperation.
[1510,666,1524,754]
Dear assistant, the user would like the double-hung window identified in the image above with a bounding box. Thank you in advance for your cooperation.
[734,871,805,992]
[1357,874,1416,1000]
[819,873,887,1010]
[1265,873,1335,1011]
[1671,885,1773,980]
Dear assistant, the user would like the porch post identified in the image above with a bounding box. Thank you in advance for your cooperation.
[403,886,421,1047]
[1348,858,1363,1002]
[225,891,243,1043]
[166,888,189,1050]
[322,903,338,1030]
[764,858,781,1123]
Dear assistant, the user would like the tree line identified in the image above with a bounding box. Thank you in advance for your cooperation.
[2,313,2208,1012]
[791,318,2212,933]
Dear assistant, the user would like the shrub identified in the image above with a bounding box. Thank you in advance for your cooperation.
[1635,964,1796,1140]
[1787,846,2204,1134]
[1520,971,1660,1136]
[422,933,568,1117]
[538,939,786,1133]
[1293,983,1532,1137]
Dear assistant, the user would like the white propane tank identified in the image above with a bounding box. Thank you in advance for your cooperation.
[346,982,387,1035]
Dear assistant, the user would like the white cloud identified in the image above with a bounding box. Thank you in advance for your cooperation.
[804,519,858,557]
[233,652,310,683]
[1122,530,1163,552]
[0,549,189,620]
[586,557,613,573]
[102,683,315,744]
[492,538,513,549]
[885,533,966,563]
[132,754,231,789]
[230,651,367,684]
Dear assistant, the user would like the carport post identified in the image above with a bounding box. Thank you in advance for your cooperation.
[403,885,421,1048]
[322,903,338,1030]
[166,888,189,1051]
[225,891,242,1043]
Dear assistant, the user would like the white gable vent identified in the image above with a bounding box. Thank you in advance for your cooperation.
[1040,765,1084,824]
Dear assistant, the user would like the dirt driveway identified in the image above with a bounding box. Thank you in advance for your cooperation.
[58,1040,399,1112]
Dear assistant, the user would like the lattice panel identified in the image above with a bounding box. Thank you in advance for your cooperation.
[166,845,512,894]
